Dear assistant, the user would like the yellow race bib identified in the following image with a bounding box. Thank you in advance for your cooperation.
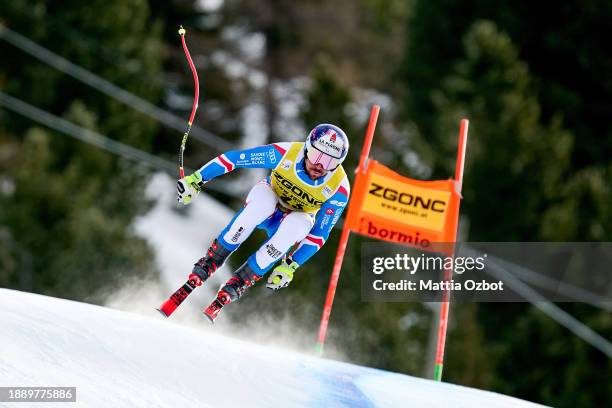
[271,143,346,214]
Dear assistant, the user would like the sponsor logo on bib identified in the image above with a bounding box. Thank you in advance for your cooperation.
[322,185,333,198]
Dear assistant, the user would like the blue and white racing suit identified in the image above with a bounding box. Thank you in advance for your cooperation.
[196,142,350,276]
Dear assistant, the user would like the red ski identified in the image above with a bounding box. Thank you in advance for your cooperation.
[157,277,200,317]
[203,290,232,323]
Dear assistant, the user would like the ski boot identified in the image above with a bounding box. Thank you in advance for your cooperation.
[157,239,231,317]
[203,262,261,323]
[188,239,232,286]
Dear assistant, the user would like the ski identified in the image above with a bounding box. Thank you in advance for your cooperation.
[203,290,232,323]
[157,278,199,317]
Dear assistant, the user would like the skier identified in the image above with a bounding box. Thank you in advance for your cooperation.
[174,124,351,322]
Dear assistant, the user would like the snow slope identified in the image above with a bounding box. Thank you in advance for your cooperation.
[0,289,547,408]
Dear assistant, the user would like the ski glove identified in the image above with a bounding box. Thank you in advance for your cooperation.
[177,172,206,205]
[266,259,299,290]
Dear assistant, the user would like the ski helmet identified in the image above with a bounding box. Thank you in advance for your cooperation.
[304,124,349,170]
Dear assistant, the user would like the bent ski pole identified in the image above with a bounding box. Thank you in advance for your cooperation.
[178,25,199,178]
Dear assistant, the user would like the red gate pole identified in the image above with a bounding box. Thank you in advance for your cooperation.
[433,119,469,380]
[316,105,380,356]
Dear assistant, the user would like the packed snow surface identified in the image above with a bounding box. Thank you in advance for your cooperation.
[0,289,547,407]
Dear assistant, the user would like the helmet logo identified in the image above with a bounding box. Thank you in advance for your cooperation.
[315,129,342,156]
[305,124,349,166]
[322,129,337,143]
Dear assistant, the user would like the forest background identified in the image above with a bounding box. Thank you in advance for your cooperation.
[1,1,610,406]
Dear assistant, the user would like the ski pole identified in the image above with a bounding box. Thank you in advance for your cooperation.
[157,26,201,318]
[178,25,199,179]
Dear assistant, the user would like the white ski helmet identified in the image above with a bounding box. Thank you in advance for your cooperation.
[304,124,349,170]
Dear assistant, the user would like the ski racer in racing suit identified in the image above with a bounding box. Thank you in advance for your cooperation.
[176,124,350,321]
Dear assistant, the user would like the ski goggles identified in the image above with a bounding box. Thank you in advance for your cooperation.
[305,147,341,170]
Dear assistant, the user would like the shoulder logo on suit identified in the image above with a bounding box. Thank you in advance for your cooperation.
[281,160,292,170]
[268,149,277,164]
